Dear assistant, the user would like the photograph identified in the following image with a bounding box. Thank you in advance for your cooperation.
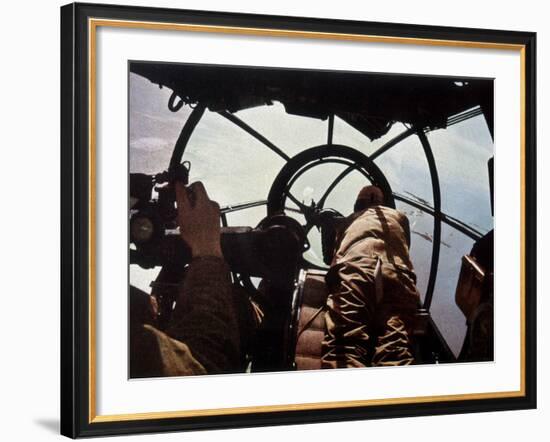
[128,61,495,378]
[59,3,536,436]
[1,0,545,439]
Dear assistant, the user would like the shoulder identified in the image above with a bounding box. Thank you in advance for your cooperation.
[354,205,408,222]
[379,206,409,224]
[344,206,410,234]
[394,208,410,225]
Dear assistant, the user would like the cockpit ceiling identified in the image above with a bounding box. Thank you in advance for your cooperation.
[130,62,493,141]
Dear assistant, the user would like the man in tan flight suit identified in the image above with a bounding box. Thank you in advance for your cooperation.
[321,186,420,369]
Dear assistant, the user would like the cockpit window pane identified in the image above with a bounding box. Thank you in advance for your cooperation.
[373,132,434,206]
[130,73,191,174]
[225,205,267,228]
[333,118,405,157]
[324,169,374,217]
[285,162,362,269]
[394,200,434,303]
[183,110,285,205]
[129,265,160,295]
[427,114,493,234]
[235,102,329,158]
[430,224,475,356]
[286,162,351,209]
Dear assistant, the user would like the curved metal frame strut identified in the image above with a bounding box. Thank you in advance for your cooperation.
[170,104,485,313]
[416,129,442,310]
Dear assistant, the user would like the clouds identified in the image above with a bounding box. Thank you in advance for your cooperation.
[129,73,192,174]
[130,136,172,152]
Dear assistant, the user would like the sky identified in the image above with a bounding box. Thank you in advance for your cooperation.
[129,70,494,357]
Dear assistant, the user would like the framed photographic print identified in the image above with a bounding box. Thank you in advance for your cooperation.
[60,2,537,438]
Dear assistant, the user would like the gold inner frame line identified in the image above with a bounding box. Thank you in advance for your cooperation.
[87,17,527,423]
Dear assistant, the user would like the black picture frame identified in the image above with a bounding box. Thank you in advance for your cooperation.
[61,2,537,438]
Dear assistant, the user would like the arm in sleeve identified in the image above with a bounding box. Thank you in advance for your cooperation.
[129,285,207,378]
[166,256,242,374]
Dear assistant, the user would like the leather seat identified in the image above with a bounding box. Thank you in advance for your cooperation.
[294,270,329,370]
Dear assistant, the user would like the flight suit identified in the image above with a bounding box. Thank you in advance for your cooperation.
[321,206,420,368]
[130,256,242,377]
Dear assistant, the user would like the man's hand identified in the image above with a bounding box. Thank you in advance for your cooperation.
[175,181,223,259]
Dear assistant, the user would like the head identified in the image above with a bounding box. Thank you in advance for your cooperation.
[353,185,385,212]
